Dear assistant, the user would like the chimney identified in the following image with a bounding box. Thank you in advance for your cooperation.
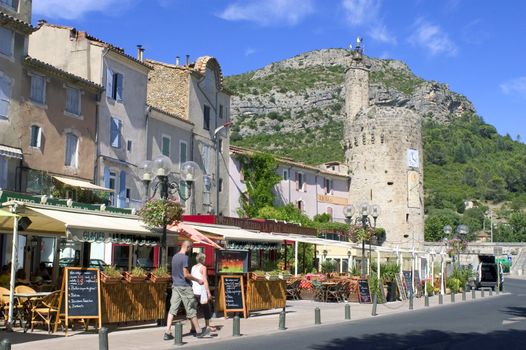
[37,19,47,27]
[175,56,180,66]
[137,45,145,62]
[185,54,190,67]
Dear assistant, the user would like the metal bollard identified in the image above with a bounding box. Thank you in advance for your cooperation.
[451,293,455,303]
[371,294,378,316]
[174,322,183,346]
[233,316,241,337]
[279,311,286,330]
[472,288,476,299]
[424,295,429,307]
[462,290,466,301]
[439,294,443,305]
[314,307,321,325]
[1,339,11,350]
[99,327,109,350]
[344,304,351,320]
[481,289,485,298]
[409,293,413,310]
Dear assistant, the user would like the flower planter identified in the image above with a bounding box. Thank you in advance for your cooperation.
[101,273,122,285]
[250,273,266,281]
[149,273,171,283]
[279,273,292,281]
[265,274,279,281]
[124,272,147,284]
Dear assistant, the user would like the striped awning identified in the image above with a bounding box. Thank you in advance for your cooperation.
[0,145,23,160]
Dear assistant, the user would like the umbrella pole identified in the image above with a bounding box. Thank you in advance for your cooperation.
[8,216,19,328]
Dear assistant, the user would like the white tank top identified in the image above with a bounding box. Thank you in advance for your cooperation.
[191,264,205,295]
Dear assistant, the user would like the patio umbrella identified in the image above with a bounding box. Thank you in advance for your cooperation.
[167,222,223,250]
[0,209,20,327]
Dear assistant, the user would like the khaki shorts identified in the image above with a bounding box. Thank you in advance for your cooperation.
[170,286,197,319]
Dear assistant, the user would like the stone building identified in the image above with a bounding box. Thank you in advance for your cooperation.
[343,42,424,249]
[28,22,151,209]
[229,146,351,222]
[19,57,103,193]
[0,0,33,191]
[146,57,231,215]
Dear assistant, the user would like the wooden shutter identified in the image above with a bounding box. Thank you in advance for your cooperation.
[0,76,10,118]
[118,170,126,208]
[106,68,113,98]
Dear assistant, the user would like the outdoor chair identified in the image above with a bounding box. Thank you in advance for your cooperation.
[286,279,301,300]
[339,281,351,302]
[326,282,343,303]
[0,286,25,328]
[311,280,325,302]
[30,290,61,333]
[14,285,36,304]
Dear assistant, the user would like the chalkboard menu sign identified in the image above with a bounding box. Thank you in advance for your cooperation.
[395,274,406,300]
[358,279,372,304]
[414,270,423,297]
[403,271,414,298]
[55,267,101,335]
[221,275,247,318]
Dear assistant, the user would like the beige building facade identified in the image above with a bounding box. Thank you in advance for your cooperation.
[18,57,102,192]
[147,57,231,215]
[0,1,33,191]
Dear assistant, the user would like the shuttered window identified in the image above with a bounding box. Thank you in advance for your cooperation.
[30,125,42,148]
[66,87,81,115]
[0,27,13,57]
[106,68,123,101]
[65,133,78,167]
[0,74,11,119]
[30,74,45,104]
[110,117,122,148]
[161,135,171,157]
[179,141,187,167]
[203,105,210,130]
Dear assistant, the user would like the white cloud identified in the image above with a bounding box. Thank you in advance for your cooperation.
[342,0,380,26]
[408,19,457,56]
[368,24,397,44]
[217,0,314,26]
[341,0,396,45]
[33,0,134,20]
[244,47,257,56]
[500,77,526,98]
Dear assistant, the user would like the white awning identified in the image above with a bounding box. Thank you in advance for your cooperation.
[53,176,113,192]
[0,145,23,160]
[189,223,284,243]
[270,232,355,248]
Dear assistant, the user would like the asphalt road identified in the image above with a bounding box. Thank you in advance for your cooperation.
[191,278,526,350]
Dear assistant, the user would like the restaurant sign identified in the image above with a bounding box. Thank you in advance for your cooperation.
[0,190,132,215]
[316,194,349,206]
[67,228,159,246]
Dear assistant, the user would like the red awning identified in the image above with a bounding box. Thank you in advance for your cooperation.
[168,222,223,250]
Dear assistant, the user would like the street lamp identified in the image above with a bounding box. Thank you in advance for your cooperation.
[443,224,469,268]
[213,122,232,216]
[139,155,202,267]
[343,202,380,276]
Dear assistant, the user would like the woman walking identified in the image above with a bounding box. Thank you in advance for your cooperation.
[191,253,216,334]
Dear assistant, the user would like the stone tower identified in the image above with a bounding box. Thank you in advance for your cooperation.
[343,40,424,249]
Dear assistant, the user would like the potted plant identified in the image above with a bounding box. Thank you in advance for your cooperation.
[124,267,147,283]
[279,270,292,280]
[265,270,280,281]
[138,199,183,228]
[101,266,123,284]
[149,266,171,283]
[250,270,266,281]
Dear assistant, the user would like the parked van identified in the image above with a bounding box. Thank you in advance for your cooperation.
[474,255,503,291]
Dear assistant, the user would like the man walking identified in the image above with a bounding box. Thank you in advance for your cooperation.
[164,240,210,340]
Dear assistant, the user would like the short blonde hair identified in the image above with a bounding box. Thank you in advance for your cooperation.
[196,253,206,264]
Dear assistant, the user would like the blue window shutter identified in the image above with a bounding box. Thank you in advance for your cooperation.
[110,118,120,148]
[106,68,113,98]
[118,171,126,208]
[116,73,123,101]
[0,76,11,118]
[103,168,111,188]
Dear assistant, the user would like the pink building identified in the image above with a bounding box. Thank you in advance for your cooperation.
[229,146,351,222]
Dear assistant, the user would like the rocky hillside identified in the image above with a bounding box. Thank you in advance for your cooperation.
[225,48,474,164]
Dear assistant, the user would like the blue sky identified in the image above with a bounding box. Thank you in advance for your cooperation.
[33,0,526,140]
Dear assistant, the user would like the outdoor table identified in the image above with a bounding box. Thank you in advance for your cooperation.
[3,292,52,332]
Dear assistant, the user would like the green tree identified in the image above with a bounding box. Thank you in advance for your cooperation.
[237,153,281,218]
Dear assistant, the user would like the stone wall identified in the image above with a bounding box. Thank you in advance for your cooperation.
[146,60,189,119]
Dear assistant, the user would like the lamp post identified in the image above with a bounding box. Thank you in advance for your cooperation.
[443,224,469,268]
[139,155,202,267]
[343,203,380,276]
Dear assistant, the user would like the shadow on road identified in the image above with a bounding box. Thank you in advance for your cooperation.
[309,329,526,350]
[503,307,526,318]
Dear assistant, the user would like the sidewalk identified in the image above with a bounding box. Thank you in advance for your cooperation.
[4,290,506,350]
